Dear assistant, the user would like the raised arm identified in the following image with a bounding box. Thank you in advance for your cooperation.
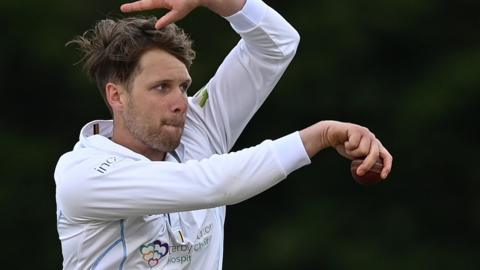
[185,0,300,154]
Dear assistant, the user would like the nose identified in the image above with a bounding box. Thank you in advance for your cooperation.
[169,87,188,114]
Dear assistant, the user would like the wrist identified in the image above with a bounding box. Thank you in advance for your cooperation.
[322,120,348,149]
[202,0,247,17]
[317,120,335,150]
[299,121,332,158]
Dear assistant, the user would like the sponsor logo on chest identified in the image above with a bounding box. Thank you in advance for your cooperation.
[139,223,214,268]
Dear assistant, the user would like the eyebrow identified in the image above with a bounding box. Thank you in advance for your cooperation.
[147,78,192,89]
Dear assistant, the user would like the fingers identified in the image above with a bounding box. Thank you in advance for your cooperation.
[379,143,393,179]
[355,138,393,180]
[327,121,392,180]
[154,10,177,28]
[120,0,195,29]
[352,136,379,176]
[155,9,189,29]
[343,125,385,176]
[121,0,162,13]
[344,126,375,160]
[344,132,361,152]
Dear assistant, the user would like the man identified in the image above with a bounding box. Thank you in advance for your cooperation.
[55,0,392,269]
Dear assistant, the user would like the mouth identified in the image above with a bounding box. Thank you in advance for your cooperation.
[162,121,185,129]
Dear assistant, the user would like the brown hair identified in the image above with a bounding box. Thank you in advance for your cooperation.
[67,17,196,112]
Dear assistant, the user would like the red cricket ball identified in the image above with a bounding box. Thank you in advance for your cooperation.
[350,159,384,185]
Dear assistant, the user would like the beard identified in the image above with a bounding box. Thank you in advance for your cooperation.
[123,101,184,153]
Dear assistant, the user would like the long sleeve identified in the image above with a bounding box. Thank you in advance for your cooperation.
[55,132,310,221]
[186,0,300,154]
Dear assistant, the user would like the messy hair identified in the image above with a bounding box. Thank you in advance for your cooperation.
[67,17,196,111]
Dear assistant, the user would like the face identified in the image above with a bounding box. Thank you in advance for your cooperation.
[120,49,191,154]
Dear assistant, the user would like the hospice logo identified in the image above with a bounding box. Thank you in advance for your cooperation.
[139,240,169,268]
[140,224,214,267]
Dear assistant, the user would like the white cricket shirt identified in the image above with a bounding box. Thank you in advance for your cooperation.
[55,0,309,269]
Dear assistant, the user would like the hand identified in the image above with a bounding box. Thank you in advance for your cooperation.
[300,120,393,179]
[120,0,246,29]
[120,0,201,29]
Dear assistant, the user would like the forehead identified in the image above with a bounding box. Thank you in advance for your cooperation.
[134,49,190,82]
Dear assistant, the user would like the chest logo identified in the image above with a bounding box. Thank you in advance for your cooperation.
[139,240,169,268]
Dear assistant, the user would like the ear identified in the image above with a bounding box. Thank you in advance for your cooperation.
[106,82,127,112]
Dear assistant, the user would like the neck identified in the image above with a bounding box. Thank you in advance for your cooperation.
[111,120,166,161]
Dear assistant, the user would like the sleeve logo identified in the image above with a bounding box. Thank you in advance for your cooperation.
[193,86,209,108]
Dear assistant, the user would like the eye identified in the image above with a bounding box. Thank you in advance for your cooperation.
[154,83,169,92]
[180,82,190,93]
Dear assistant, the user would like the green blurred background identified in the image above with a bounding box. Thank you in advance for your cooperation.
[1,0,479,269]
